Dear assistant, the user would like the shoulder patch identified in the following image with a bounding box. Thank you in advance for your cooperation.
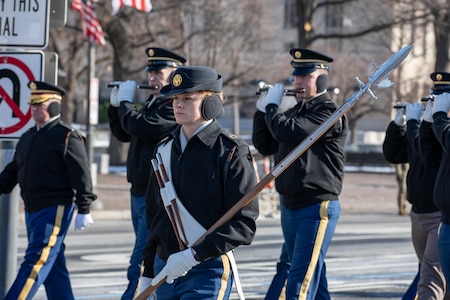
[221,130,238,140]
[220,130,243,149]
[228,132,238,139]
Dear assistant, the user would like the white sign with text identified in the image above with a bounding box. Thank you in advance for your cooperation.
[0,0,50,48]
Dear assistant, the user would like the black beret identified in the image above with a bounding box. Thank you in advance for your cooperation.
[289,48,333,76]
[160,66,223,96]
[430,72,450,95]
[145,47,186,72]
[27,81,66,105]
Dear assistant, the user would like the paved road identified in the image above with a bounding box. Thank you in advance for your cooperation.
[20,213,416,300]
[234,214,415,300]
[10,170,418,299]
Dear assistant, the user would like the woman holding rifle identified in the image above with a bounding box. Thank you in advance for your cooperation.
[142,66,259,299]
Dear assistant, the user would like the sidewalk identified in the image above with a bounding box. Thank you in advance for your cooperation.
[90,170,403,220]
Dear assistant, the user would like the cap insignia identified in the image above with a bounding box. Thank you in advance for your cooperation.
[295,51,302,59]
[173,74,182,87]
[436,74,443,81]
[148,49,154,57]
[30,82,37,91]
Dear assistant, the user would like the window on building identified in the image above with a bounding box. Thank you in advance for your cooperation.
[284,0,297,29]
[325,3,343,29]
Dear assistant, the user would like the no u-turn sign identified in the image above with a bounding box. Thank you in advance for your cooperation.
[0,51,43,140]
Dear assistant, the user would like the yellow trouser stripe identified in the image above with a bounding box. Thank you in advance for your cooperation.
[298,200,330,300]
[217,254,231,300]
[18,205,65,300]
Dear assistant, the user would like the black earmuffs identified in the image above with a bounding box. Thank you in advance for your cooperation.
[316,74,329,93]
[47,101,61,117]
[201,94,223,120]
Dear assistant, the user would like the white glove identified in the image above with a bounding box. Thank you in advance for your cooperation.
[151,248,199,285]
[256,92,268,112]
[393,107,406,126]
[139,277,156,299]
[432,92,450,114]
[109,84,120,107]
[118,80,137,103]
[423,100,434,123]
[279,96,297,113]
[74,213,94,231]
[265,83,284,107]
[405,102,423,122]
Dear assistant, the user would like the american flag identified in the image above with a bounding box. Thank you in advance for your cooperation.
[72,0,106,46]
[111,0,153,15]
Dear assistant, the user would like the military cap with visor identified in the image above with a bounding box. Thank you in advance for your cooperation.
[430,72,450,95]
[289,48,333,76]
[160,66,223,96]
[28,81,66,105]
[145,47,187,72]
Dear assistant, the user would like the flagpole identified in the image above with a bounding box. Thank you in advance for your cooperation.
[86,36,94,165]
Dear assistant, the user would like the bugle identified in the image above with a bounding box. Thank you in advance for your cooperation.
[420,95,435,102]
[137,84,159,90]
[107,82,159,90]
[393,94,435,109]
[255,81,304,96]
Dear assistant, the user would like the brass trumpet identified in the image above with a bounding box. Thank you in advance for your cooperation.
[255,81,305,96]
[107,82,159,90]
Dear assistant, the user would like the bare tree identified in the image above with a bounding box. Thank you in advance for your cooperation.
[289,0,449,136]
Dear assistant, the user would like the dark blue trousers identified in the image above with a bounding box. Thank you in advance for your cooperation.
[281,200,340,300]
[5,204,75,300]
[265,242,290,299]
[154,253,234,299]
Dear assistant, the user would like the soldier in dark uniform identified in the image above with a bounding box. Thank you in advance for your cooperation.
[107,47,186,299]
[383,73,450,299]
[252,48,348,299]
[419,72,450,291]
[0,81,97,300]
[141,66,259,299]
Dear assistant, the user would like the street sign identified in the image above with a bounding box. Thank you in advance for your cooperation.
[0,0,50,49]
[0,51,44,140]
[44,52,58,84]
[50,0,67,28]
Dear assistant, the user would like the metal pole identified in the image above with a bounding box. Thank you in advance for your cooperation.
[0,140,19,298]
[86,38,99,192]
[86,37,94,164]
[233,96,240,136]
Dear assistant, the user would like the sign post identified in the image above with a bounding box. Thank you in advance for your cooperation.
[0,141,19,298]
